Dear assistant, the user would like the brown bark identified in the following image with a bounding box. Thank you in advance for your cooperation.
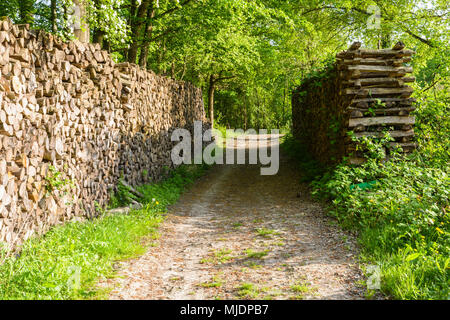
[72,0,89,43]
[128,0,151,64]
[208,75,216,127]
[50,0,57,33]
[138,5,155,68]
[92,30,105,47]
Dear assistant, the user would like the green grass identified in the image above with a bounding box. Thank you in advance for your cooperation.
[255,227,280,238]
[0,163,209,300]
[232,222,243,228]
[290,278,315,299]
[245,249,269,259]
[200,248,234,265]
[282,134,449,300]
[236,282,266,299]
[200,274,224,288]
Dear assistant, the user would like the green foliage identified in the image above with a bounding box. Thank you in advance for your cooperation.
[200,274,223,288]
[45,165,74,195]
[245,249,269,259]
[85,0,130,47]
[310,155,449,299]
[284,66,449,298]
[286,101,449,299]
[108,180,139,208]
[236,282,264,299]
[414,90,450,168]
[0,0,35,24]
[255,227,279,238]
[0,163,209,299]
[281,133,326,182]
[349,131,397,160]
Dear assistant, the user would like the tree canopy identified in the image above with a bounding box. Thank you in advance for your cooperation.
[1,0,448,128]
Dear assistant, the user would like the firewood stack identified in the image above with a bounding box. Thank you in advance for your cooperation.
[0,17,208,249]
[292,41,416,165]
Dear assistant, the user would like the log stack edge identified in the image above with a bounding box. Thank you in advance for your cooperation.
[0,18,209,248]
[292,41,416,165]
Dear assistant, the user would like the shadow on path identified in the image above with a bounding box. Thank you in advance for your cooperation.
[106,134,365,300]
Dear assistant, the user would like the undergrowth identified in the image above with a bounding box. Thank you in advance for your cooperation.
[282,93,449,299]
[0,163,209,300]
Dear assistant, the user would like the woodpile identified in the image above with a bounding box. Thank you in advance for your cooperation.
[0,17,207,249]
[292,41,416,165]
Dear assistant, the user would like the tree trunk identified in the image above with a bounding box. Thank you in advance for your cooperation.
[138,5,155,68]
[243,101,247,130]
[62,3,70,35]
[208,75,216,128]
[171,60,175,78]
[50,0,57,33]
[93,30,105,47]
[128,0,151,64]
[180,56,187,80]
[72,0,89,43]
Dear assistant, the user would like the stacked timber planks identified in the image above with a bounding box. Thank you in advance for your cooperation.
[337,41,416,164]
[292,41,417,165]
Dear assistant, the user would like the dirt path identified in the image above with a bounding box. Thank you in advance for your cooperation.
[106,135,365,300]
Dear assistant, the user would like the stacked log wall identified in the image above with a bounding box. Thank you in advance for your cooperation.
[292,41,416,165]
[0,18,208,248]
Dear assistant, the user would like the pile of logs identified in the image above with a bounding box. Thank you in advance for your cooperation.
[0,17,207,249]
[292,41,416,165]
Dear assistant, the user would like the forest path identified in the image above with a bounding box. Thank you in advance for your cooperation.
[106,135,365,300]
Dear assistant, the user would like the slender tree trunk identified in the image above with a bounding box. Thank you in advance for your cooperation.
[255,90,261,130]
[283,77,288,126]
[103,39,111,51]
[72,0,89,43]
[171,60,175,78]
[139,4,155,68]
[93,30,105,47]
[208,75,216,128]
[162,40,167,74]
[128,0,151,63]
[50,0,57,33]
[62,4,70,35]
[243,101,247,130]
[156,42,162,73]
[180,56,187,80]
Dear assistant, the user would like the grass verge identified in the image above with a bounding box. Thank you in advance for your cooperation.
[0,163,209,300]
[282,135,449,300]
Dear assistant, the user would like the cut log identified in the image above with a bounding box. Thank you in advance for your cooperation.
[345,87,413,96]
[353,129,414,138]
[348,116,415,128]
[392,41,405,50]
[347,65,413,74]
[348,41,361,50]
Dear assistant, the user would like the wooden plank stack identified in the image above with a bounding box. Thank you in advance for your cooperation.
[337,41,416,164]
[0,17,208,249]
[292,41,417,165]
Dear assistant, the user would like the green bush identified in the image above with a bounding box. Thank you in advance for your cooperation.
[311,154,449,299]
[0,164,209,300]
[414,89,450,169]
[283,92,450,299]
